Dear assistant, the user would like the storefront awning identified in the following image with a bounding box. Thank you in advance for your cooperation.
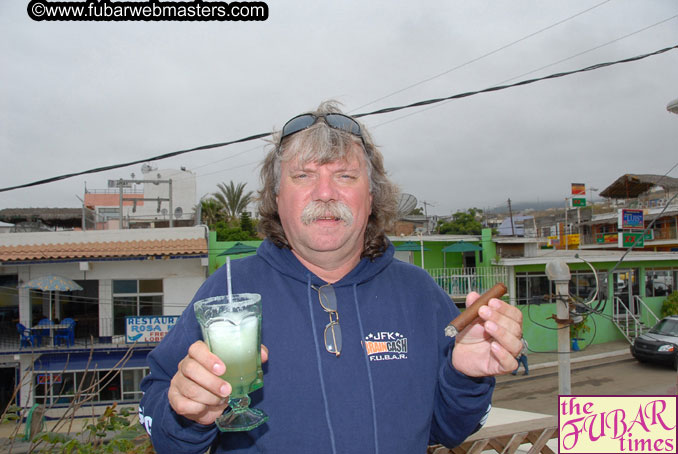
[33,349,151,372]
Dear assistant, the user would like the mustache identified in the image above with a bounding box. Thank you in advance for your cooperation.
[300,201,354,226]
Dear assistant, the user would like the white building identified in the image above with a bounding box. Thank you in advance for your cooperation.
[0,226,208,416]
[84,164,198,229]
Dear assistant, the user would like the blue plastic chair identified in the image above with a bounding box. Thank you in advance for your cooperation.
[54,318,76,347]
[17,323,38,348]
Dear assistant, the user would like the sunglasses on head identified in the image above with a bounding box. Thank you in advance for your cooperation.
[279,113,366,150]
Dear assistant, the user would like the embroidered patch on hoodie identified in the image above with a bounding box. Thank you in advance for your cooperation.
[363,331,408,361]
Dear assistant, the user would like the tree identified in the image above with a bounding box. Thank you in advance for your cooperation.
[1,346,153,454]
[438,208,483,235]
[239,211,257,237]
[661,291,678,317]
[214,220,257,241]
[213,182,254,222]
[408,207,424,216]
[199,198,225,227]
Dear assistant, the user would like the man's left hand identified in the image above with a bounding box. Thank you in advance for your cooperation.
[452,292,523,377]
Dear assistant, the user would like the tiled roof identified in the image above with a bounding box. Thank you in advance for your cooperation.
[0,238,207,262]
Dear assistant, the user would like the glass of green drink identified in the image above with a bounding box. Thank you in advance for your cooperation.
[194,293,268,432]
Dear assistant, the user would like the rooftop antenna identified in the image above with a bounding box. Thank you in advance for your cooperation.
[420,200,435,234]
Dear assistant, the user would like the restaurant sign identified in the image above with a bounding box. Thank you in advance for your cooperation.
[125,315,179,344]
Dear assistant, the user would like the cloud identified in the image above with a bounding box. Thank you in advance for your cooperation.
[1,0,677,215]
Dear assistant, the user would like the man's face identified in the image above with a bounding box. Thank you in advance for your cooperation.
[276,144,373,265]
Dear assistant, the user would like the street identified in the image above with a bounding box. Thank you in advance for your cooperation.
[492,358,678,416]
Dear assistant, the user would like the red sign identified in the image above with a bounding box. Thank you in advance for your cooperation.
[37,374,62,384]
[571,183,586,195]
[602,233,618,244]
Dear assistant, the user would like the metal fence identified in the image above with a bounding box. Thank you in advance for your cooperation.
[427,266,509,299]
[1,317,113,352]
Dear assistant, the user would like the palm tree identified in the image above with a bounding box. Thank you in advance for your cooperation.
[213,181,254,222]
[198,198,224,226]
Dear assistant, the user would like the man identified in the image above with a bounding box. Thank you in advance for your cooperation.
[139,101,523,454]
[512,338,529,376]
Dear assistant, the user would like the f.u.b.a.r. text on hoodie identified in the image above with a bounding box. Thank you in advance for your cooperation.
[139,239,494,454]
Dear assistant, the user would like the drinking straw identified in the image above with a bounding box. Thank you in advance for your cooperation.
[226,256,233,303]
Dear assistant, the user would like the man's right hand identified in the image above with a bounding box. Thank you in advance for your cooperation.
[168,341,269,426]
[168,340,232,426]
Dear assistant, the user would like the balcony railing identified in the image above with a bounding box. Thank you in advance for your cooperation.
[580,227,678,246]
[0,317,157,354]
[428,267,509,299]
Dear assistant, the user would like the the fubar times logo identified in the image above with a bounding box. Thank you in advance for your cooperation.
[559,395,677,453]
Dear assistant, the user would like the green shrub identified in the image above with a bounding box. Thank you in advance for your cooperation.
[660,291,678,318]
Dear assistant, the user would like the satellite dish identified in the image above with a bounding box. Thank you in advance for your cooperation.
[141,163,156,174]
[174,207,183,218]
[396,193,418,219]
[161,208,168,216]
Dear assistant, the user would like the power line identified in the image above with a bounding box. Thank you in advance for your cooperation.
[0,131,271,193]
[497,13,678,85]
[1,43,676,195]
[352,43,678,119]
[188,144,263,172]
[368,14,678,130]
[349,0,614,114]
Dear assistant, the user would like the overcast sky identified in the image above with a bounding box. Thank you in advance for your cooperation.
[1,0,677,217]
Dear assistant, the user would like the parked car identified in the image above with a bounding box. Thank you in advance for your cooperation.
[631,316,678,369]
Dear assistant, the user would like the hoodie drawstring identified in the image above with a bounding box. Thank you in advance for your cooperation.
[353,283,380,454]
[306,276,338,454]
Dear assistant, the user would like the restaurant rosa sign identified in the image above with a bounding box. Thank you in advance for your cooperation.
[126,315,179,343]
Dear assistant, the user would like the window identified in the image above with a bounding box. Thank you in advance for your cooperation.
[97,207,120,222]
[99,370,121,401]
[516,273,554,305]
[645,268,676,297]
[569,270,605,302]
[113,280,163,335]
[0,275,19,329]
[33,368,149,405]
[122,369,147,401]
[34,372,87,405]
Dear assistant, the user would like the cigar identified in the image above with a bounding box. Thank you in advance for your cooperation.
[444,283,507,337]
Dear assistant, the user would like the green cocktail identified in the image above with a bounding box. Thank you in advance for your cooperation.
[194,293,267,432]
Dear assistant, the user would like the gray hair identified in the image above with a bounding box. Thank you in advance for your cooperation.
[257,101,399,259]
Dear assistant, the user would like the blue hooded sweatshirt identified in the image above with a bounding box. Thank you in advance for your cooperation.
[139,239,494,454]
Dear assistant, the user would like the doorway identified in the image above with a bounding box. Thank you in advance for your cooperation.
[463,252,476,269]
[612,269,639,318]
[0,367,17,413]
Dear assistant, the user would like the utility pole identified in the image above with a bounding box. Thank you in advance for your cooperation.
[546,260,572,395]
[421,201,434,235]
[507,198,515,236]
[564,198,569,251]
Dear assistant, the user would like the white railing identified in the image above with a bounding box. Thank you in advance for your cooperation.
[427,267,509,298]
[612,296,659,343]
[612,297,640,342]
